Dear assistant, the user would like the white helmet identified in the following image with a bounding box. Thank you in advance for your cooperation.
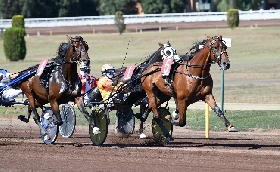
[101,64,114,72]
[80,63,87,70]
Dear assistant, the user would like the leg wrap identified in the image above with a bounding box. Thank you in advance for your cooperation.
[213,106,223,117]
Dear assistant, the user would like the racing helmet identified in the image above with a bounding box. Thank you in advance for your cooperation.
[101,64,114,73]
[80,62,87,71]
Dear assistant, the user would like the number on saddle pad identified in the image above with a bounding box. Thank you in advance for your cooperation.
[36,59,49,76]
[161,58,173,77]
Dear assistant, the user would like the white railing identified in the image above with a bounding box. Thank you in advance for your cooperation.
[1,9,280,28]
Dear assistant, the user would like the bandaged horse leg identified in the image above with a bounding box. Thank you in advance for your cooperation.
[28,97,48,138]
[75,97,95,129]
[205,94,237,132]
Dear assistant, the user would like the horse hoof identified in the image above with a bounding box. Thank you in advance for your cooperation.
[165,136,172,143]
[139,133,147,139]
[54,121,63,126]
[18,115,29,123]
[228,125,238,132]
[178,121,186,127]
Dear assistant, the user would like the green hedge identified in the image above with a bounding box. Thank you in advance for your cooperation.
[114,11,126,35]
[227,9,239,29]
[12,15,25,28]
[3,27,26,61]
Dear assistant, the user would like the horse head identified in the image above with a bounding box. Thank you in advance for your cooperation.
[66,35,90,66]
[158,41,179,61]
[207,35,230,70]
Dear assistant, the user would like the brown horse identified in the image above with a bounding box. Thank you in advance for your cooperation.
[17,36,90,139]
[141,35,236,141]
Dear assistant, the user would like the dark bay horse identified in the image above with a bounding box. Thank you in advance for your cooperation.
[141,35,236,141]
[17,36,90,140]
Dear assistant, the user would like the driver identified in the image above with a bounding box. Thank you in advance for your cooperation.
[97,64,123,102]
[0,69,22,102]
[79,64,97,106]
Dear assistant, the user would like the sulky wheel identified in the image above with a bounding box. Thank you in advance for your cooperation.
[89,108,108,146]
[152,107,173,145]
[41,108,59,145]
[114,108,135,135]
[59,104,76,138]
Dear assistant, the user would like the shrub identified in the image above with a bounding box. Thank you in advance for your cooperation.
[227,9,239,29]
[114,11,126,35]
[12,15,25,28]
[3,27,26,61]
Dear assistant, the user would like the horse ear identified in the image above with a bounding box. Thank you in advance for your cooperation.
[167,41,171,46]
[206,36,212,41]
[158,42,164,47]
[218,34,223,40]
[66,35,72,41]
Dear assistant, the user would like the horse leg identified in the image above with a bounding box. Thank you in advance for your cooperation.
[205,94,237,132]
[138,104,150,139]
[26,96,49,139]
[18,105,32,123]
[49,100,63,126]
[177,99,187,127]
[75,97,94,128]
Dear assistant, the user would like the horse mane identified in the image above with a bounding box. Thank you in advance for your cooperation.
[181,39,208,61]
[50,42,70,63]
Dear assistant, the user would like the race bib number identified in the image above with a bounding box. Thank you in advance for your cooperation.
[123,64,136,80]
[36,59,48,76]
[161,58,173,76]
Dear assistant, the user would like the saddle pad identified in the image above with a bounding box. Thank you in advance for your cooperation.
[123,64,136,80]
[161,58,173,76]
[36,59,49,76]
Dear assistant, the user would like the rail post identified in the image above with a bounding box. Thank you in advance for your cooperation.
[205,103,210,138]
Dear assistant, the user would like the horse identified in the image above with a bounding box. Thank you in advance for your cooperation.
[85,41,178,136]
[16,35,90,140]
[141,35,236,141]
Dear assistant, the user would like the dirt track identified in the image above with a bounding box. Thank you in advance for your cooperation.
[1,118,280,172]
[1,20,280,171]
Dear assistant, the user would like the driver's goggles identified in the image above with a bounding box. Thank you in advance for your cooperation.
[105,69,115,73]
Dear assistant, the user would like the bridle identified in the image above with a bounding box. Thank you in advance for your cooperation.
[209,36,228,66]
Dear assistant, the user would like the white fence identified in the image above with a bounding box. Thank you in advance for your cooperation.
[1,9,280,28]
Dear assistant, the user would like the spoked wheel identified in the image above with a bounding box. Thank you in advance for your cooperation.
[89,108,108,146]
[152,107,173,145]
[41,108,59,145]
[59,104,76,138]
[114,108,135,136]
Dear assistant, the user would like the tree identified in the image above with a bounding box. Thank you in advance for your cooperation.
[141,0,170,14]
[97,0,138,15]
[0,0,24,19]
[57,0,99,17]
[141,0,185,14]
[213,0,261,12]
[21,0,59,18]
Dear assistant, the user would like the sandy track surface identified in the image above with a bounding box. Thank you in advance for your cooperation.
[1,118,280,172]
